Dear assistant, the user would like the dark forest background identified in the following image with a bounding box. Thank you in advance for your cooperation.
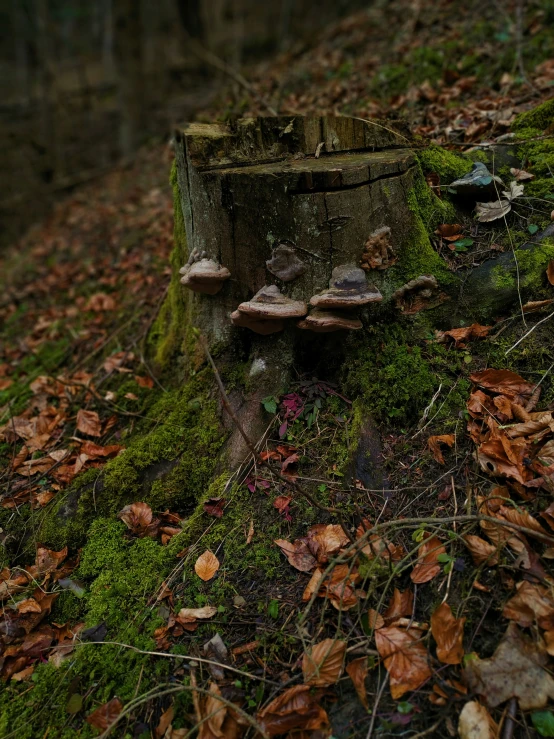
[0,0,366,248]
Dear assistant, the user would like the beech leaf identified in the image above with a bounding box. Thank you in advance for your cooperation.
[375,623,432,699]
[430,602,466,664]
[346,657,369,709]
[302,638,346,687]
[464,622,554,709]
[257,685,330,737]
[76,409,102,437]
[410,533,445,584]
[194,550,220,581]
[86,697,123,731]
[475,199,512,222]
[458,701,497,739]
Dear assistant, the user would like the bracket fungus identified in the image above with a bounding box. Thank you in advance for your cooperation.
[392,275,443,314]
[180,257,231,295]
[310,265,382,308]
[360,226,397,271]
[231,285,307,334]
[448,162,503,200]
[297,309,362,332]
[266,244,306,282]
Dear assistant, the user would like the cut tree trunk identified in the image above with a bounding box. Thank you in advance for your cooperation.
[171,115,548,464]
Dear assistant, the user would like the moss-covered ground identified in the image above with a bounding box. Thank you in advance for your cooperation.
[1,4,554,728]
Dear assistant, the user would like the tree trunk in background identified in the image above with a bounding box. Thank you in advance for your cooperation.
[176,0,205,41]
[36,0,62,182]
[12,0,30,106]
[114,0,144,158]
[102,0,115,81]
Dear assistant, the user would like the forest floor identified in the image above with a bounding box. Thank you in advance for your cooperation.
[1,1,554,738]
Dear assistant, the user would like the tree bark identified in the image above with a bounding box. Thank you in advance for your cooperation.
[114,0,144,157]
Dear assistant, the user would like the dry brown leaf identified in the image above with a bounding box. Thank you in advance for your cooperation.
[502,581,554,629]
[155,705,174,739]
[367,609,384,630]
[36,546,68,574]
[547,260,554,286]
[317,564,360,611]
[135,375,154,388]
[199,683,226,739]
[383,588,414,622]
[246,518,254,544]
[435,223,463,241]
[436,324,491,347]
[427,434,455,464]
[430,602,466,664]
[375,623,432,699]
[346,657,369,709]
[86,697,123,731]
[118,502,159,537]
[498,505,547,539]
[470,369,535,398]
[302,638,346,687]
[458,701,497,739]
[510,167,534,181]
[463,535,499,566]
[302,568,325,602]
[103,351,135,373]
[195,550,220,581]
[178,606,217,621]
[257,684,330,737]
[86,292,116,311]
[410,534,445,584]
[464,622,554,709]
[307,524,350,563]
[274,538,316,572]
[523,298,554,312]
[76,409,102,437]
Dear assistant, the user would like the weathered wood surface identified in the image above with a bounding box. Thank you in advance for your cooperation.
[174,115,420,342]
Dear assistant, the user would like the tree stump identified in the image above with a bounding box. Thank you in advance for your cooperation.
[172,116,430,341]
[171,115,552,463]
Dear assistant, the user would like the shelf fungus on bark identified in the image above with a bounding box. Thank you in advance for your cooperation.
[392,274,444,314]
[180,258,231,295]
[297,309,362,332]
[231,285,307,334]
[360,226,397,271]
[310,265,382,308]
[266,244,306,282]
[448,162,503,200]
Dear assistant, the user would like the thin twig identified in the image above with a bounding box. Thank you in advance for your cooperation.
[505,311,554,354]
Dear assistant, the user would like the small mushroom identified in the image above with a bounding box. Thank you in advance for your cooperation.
[360,226,397,271]
[180,258,231,295]
[236,285,307,319]
[230,310,284,335]
[266,244,306,282]
[297,309,362,332]
[310,265,382,308]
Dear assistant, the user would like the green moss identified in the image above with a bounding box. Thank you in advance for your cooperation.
[344,322,467,424]
[392,166,455,285]
[417,144,472,183]
[512,100,554,201]
[0,518,177,739]
[512,99,554,134]
[39,375,225,551]
[148,161,192,367]
[491,240,554,291]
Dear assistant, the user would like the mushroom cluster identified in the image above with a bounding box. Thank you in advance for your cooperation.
[360,226,397,271]
[299,265,382,332]
[180,249,230,295]
[231,285,307,335]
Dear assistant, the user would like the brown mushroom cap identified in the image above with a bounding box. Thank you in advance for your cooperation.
[297,309,362,332]
[310,265,382,308]
[180,259,231,295]
[230,309,284,335]
[237,285,307,319]
[266,245,306,282]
